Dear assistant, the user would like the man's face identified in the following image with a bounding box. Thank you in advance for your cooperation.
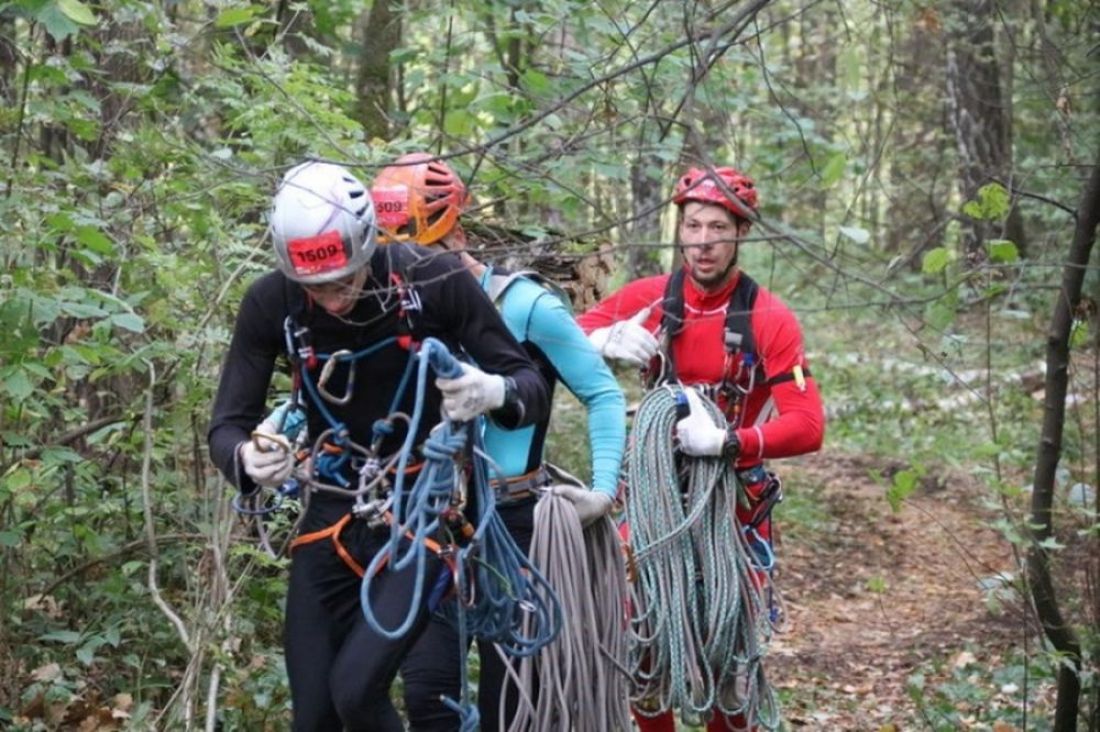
[302,267,368,316]
[678,202,746,291]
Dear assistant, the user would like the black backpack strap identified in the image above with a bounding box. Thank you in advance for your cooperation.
[724,272,759,365]
[659,268,687,337]
[655,269,688,384]
[383,245,424,350]
[656,269,760,386]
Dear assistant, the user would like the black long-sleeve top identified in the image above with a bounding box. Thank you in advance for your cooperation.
[208,244,550,497]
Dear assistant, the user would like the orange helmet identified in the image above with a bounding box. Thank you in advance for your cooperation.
[370,153,469,246]
[673,166,758,220]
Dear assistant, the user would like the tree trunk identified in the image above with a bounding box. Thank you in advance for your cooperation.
[90,18,149,159]
[355,0,404,142]
[627,157,665,278]
[0,15,15,104]
[1028,158,1100,732]
[884,5,949,262]
[945,0,1027,262]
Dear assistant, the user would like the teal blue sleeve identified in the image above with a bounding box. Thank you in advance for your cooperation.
[525,292,626,497]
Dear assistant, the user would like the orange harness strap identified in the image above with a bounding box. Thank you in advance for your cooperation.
[288,507,453,580]
[290,513,366,578]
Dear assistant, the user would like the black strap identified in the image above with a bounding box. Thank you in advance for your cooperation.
[383,245,423,347]
[658,269,760,382]
[725,272,759,361]
[765,366,811,387]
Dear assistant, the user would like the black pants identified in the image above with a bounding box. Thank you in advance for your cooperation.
[401,497,537,732]
[285,499,443,732]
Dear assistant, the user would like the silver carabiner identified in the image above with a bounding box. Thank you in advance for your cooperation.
[318,349,355,405]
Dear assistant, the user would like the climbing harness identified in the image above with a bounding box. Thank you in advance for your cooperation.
[651,270,810,429]
[624,386,780,730]
[649,270,761,425]
[229,260,564,730]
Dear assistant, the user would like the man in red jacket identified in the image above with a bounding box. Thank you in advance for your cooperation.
[577,164,825,732]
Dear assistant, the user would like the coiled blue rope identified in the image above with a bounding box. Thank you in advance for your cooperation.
[356,338,561,730]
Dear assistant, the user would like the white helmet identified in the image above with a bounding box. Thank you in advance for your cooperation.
[269,161,377,284]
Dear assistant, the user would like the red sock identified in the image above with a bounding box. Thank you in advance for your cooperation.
[706,711,754,732]
[632,708,676,732]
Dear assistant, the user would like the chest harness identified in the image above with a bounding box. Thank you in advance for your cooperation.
[649,269,762,429]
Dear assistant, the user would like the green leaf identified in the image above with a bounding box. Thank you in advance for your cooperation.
[443,109,474,137]
[987,239,1018,263]
[521,69,551,97]
[1038,536,1065,551]
[1070,319,1089,349]
[886,469,918,512]
[35,2,81,41]
[0,368,34,401]
[962,182,1011,221]
[110,312,146,333]
[75,226,115,256]
[820,152,846,187]
[922,247,951,274]
[838,226,870,245]
[39,630,83,644]
[60,301,107,318]
[3,468,32,492]
[215,6,258,28]
[57,0,96,26]
[0,530,21,548]
[978,182,1010,219]
[926,300,957,331]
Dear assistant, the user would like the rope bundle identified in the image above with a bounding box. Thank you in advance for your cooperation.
[505,491,632,731]
[626,386,780,729]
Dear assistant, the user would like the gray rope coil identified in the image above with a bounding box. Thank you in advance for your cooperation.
[626,386,780,729]
[504,488,632,731]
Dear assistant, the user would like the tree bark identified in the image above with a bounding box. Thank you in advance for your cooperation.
[945,0,1027,261]
[884,6,949,261]
[355,0,404,142]
[1029,158,1100,732]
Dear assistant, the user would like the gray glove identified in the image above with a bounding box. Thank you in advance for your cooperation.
[675,388,728,457]
[587,307,658,366]
[239,432,293,487]
[552,485,614,527]
[436,363,507,421]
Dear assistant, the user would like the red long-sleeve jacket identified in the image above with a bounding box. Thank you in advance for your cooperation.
[577,269,825,466]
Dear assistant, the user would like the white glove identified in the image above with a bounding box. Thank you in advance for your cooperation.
[551,485,614,527]
[675,389,728,457]
[239,432,294,487]
[587,307,658,366]
[436,363,507,422]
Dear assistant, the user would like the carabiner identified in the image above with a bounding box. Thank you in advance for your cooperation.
[318,349,355,405]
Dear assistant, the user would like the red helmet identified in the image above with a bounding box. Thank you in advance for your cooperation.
[672,166,758,220]
[370,153,469,246]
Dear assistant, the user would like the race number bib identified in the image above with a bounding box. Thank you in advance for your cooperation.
[287,231,349,276]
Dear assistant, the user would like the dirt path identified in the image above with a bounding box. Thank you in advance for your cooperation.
[767,453,1024,730]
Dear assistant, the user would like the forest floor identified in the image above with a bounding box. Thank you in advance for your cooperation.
[767,451,1031,731]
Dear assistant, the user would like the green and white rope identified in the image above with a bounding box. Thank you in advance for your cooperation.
[626,386,780,729]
